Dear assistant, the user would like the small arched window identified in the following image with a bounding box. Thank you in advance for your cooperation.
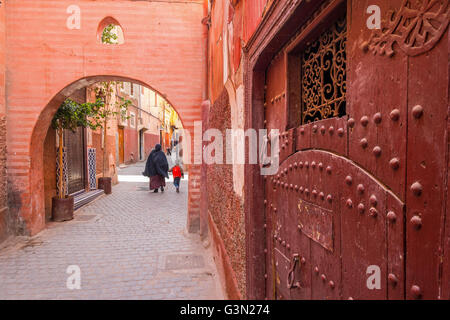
[97,17,124,45]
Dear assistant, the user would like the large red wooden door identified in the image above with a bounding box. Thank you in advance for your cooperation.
[263,0,448,300]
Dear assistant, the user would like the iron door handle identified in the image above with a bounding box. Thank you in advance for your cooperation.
[287,254,301,289]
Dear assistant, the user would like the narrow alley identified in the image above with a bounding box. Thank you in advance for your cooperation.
[0,163,223,300]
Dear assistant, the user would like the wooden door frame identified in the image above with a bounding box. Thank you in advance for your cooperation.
[243,0,343,300]
[65,126,87,195]
[118,126,125,164]
[139,129,144,161]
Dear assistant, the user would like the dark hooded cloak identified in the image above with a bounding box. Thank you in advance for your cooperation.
[143,144,169,178]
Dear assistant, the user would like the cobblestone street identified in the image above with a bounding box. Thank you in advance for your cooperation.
[0,163,224,300]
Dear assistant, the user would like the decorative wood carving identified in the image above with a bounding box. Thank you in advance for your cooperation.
[365,0,449,57]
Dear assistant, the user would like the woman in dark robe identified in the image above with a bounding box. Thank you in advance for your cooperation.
[143,144,169,193]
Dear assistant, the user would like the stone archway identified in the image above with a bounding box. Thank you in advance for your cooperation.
[5,0,206,236]
[28,75,197,236]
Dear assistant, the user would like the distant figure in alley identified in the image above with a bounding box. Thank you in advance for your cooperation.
[143,144,169,193]
[171,162,184,193]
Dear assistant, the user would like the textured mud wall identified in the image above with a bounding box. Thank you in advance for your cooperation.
[206,89,245,296]
[0,114,7,241]
[205,0,274,298]
[0,117,6,210]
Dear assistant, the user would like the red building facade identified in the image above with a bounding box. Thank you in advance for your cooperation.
[114,82,161,166]
[0,0,206,240]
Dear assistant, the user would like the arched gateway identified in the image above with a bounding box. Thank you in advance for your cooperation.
[6,0,206,235]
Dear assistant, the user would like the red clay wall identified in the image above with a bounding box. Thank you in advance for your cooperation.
[6,0,206,236]
[0,115,6,237]
[124,127,138,164]
[92,131,118,184]
[92,133,103,175]
[206,89,245,298]
[243,0,271,42]
[0,113,6,241]
[144,132,160,159]
[0,2,7,242]
[208,0,271,101]
[205,0,272,299]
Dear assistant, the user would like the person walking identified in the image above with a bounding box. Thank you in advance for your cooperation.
[143,144,169,193]
[171,163,184,193]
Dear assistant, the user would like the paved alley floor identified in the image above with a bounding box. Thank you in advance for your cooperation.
[0,163,224,300]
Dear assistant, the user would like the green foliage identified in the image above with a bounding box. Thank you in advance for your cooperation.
[94,82,132,125]
[53,98,105,198]
[102,24,118,44]
[51,98,104,132]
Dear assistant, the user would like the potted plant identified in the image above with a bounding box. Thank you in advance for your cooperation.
[94,82,131,194]
[51,98,103,221]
